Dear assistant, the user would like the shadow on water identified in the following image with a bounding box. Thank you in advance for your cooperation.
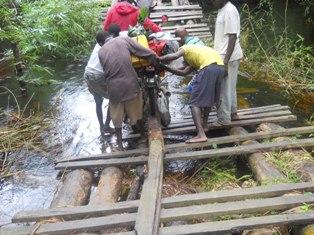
[0,59,312,225]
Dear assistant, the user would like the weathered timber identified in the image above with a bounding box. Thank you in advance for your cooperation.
[13,182,314,223]
[89,167,123,205]
[160,194,314,223]
[153,5,202,10]
[55,155,147,170]
[6,194,314,235]
[50,169,93,208]
[159,211,314,235]
[135,118,164,235]
[258,123,314,181]
[164,27,211,34]
[230,127,285,183]
[166,110,292,129]
[57,148,149,163]
[162,23,208,30]
[164,138,314,162]
[57,126,314,163]
[127,166,145,201]
[162,115,297,135]
[55,138,314,169]
[152,15,203,23]
[125,114,296,140]
[150,10,203,18]
[165,126,314,151]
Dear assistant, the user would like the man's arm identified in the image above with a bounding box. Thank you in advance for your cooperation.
[159,49,185,62]
[161,64,194,76]
[224,34,236,64]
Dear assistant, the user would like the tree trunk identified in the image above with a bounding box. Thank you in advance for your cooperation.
[51,169,93,208]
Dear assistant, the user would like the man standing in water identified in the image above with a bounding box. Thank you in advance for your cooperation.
[212,0,243,126]
[158,42,225,143]
[98,31,158,150]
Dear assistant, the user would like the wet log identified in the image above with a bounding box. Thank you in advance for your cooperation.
[89,167,123,205]
[257,123,314,181]
[51,169,93,208]
[127,166,145,201]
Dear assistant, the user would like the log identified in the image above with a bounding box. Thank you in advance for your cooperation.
[257,123,314,181]
[230,127,285,184]
[89,167,123,205]
[135,117,164,235]
[50,169,93,208]
[127,166,145,201]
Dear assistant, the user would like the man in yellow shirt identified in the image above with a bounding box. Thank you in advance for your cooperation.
[159,44,225,143]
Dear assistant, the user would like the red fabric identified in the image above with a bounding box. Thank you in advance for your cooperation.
[148,40,167,56]
[143,18,162,33]
[103,2,139,31]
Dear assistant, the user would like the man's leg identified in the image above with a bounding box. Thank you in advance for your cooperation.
[229,60,240,120]
[217,64,232,125]
[202,107,211,132]
[186,106,207,143]
[94,95,105,135]
[109,101,125,150]
[104,107,115,133]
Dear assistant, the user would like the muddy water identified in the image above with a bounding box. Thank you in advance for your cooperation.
[0,59,313,226]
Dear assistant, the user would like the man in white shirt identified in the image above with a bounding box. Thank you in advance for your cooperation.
[212,0,243,125]
[84,29,119,136]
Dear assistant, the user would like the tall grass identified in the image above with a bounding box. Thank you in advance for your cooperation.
[240,0,314,94]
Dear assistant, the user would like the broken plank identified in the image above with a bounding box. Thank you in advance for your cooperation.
[160,211,314,235]
[12,182,314,223]
[163,115,297,135]
[56,147,149,163]
[165,137,314,161]
[160,194,314,222]
[166,110,292,129]
[55,155,147,170]
[165,126,314,151]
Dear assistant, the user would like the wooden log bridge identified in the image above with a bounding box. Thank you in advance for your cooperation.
[2,104,314,235]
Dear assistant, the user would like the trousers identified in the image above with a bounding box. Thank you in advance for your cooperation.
[217,60,240,124]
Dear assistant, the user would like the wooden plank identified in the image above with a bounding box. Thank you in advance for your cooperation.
[160,211,314,235]
[12,182,314,223]
[162,23,208,30]
[166,110,292,129]
[162,181,314,208]
[13,201,138,223]
[171,105,289,124]
[56,147,149,163]
[165,126,314,151]
[150,10,203,18]
[160,194,314,222]
[165,27,211,34]
[152,15,203,23]
[135,118,164,235]
[165,137,314,162]
[153,5,202,11]
[163,115,297,135]
[55,155,147,170]
[55,137,314,170]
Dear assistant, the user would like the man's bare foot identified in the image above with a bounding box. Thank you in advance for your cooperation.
[185,135,207,144]
[203,123,209,132]
[231,112,240,121]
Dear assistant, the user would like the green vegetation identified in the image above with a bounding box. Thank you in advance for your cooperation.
[0,0,109,84]
[240,0,314,94]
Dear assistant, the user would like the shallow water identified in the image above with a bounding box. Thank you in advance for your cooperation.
[0,58,313,225]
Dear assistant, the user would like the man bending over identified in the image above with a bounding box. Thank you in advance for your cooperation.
[159,41,225,143]
[98,32,158,150]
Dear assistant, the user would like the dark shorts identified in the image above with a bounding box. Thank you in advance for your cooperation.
[189,64,225,108]
[84,71,108,101]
